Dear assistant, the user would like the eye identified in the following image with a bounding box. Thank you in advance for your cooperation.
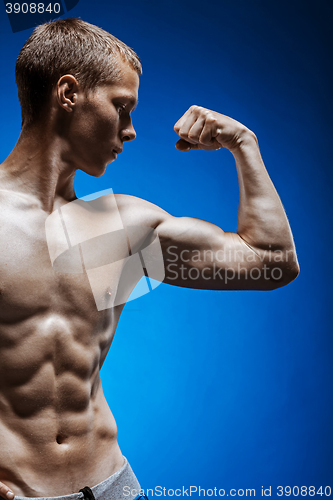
[117,104,126,116]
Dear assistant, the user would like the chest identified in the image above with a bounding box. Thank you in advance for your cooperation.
[0,213,91,320]
[0,201,142,323]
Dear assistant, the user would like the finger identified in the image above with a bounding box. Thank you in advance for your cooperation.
[175,139,199,152]
[0,483,14,500]
[174,106,196,133]
[187,116,206,144]
[176,114,199,145]
[174,105,202,136]
[199,119,220,145]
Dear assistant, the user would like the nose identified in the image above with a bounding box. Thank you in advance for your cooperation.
[120,118,136,142]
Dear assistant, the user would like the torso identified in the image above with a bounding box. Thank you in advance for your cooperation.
[0,189,160,496]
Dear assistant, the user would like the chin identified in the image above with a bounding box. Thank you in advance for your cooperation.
[96,164,109,177]
[79,161,108,177]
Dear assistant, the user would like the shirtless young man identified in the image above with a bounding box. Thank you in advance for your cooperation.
[0,17,299,500]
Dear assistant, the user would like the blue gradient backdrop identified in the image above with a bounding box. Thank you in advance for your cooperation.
[0,0,332,497]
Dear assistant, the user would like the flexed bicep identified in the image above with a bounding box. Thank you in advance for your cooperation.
[156,215,287,291]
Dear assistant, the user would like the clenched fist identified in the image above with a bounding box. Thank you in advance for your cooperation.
[174,105,255,152]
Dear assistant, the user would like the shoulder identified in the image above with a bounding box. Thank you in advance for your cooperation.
[114,194,171,229]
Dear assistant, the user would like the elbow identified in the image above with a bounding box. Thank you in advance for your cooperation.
[259,247,300,290]
[283,248,300,285]
[281,262,300,286]
[267,260,300,290]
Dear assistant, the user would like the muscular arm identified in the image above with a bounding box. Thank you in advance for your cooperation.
[150,106,299,290]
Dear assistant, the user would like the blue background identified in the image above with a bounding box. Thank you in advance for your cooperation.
[0,0,332,497]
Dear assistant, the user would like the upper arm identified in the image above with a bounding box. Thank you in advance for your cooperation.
[156,214,297,290]
[115,194,296,291]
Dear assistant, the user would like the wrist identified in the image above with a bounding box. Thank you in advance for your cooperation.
[228,128,258,154]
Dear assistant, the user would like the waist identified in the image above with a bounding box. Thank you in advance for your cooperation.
[13,457,141,500]
[0,396,123,496]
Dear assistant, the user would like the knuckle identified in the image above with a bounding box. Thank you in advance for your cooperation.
[190,105,201,114]
[206,113,216,124]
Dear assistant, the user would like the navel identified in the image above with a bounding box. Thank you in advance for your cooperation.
[56,434,65,444]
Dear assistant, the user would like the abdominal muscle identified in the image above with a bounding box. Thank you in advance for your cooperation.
[0,310,125,497]
[0,389,124,497]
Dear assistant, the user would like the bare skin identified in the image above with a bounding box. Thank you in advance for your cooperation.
[0,57,299,499]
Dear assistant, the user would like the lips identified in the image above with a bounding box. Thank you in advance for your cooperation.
[113,147,123,154]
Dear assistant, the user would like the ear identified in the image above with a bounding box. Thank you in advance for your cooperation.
[56,75,80,113]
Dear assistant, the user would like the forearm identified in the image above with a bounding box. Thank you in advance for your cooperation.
[231,131,298,263]
[171,105,299,288]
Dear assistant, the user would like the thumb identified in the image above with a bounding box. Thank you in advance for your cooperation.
[175,139,197,152]
[0,483,14,500]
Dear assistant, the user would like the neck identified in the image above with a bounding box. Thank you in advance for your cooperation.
[0,121,77,213]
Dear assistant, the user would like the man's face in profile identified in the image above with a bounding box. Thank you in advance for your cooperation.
[65,58,139,177]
